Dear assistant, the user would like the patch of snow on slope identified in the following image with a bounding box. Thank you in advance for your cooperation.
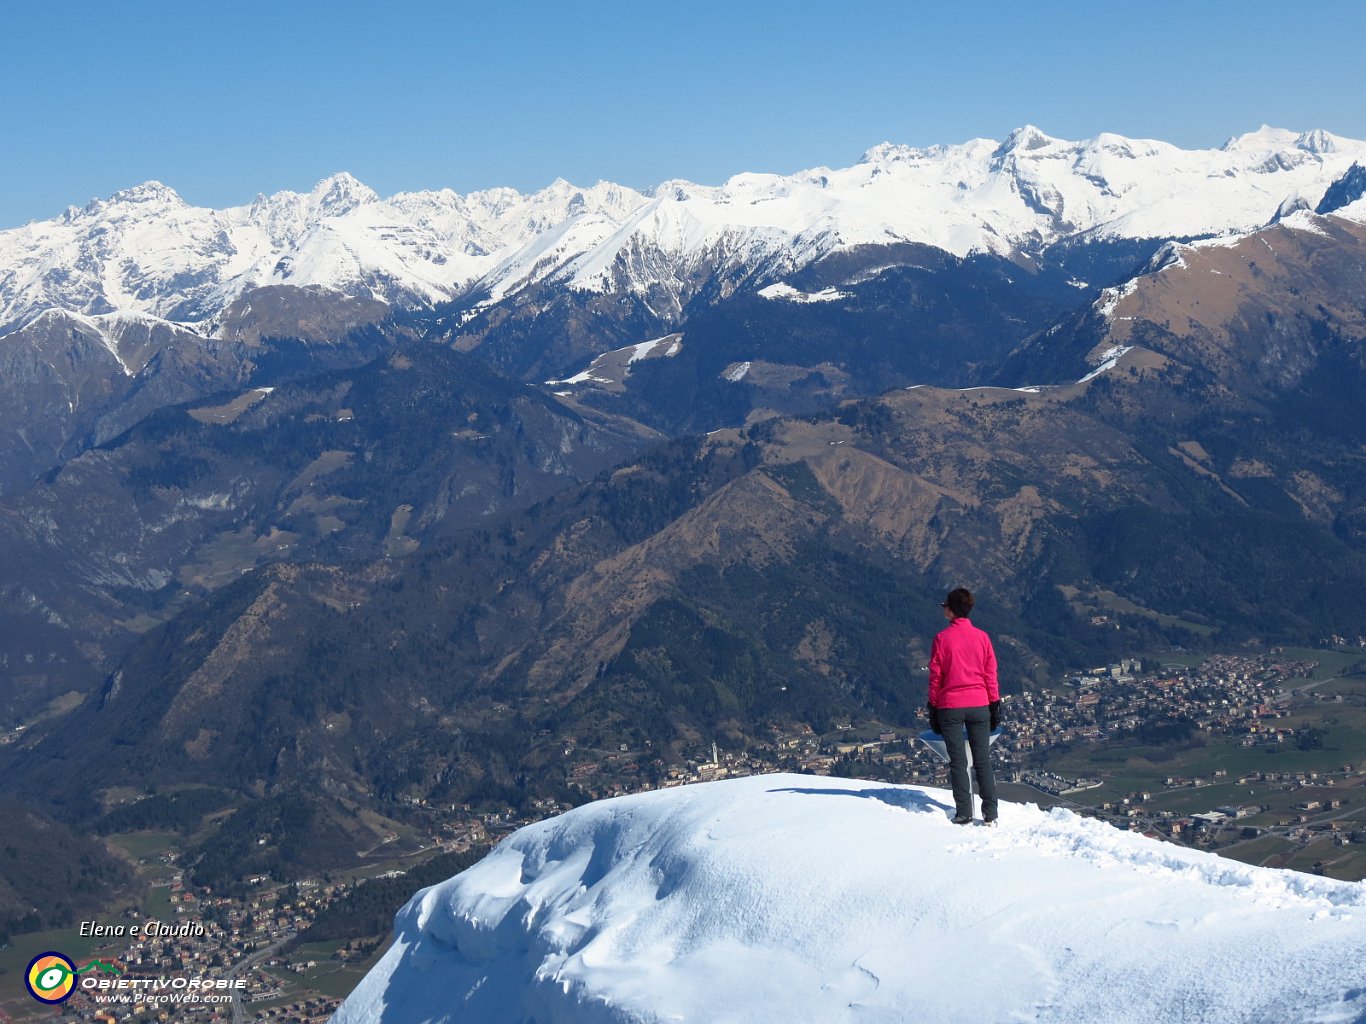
[1079,345,1134,384]
[544,334,683,387]
[1094,279,1138,319]
[1323,194,1366,225]
[626,335,681,362]
[333,773,1366,1024]
[30,308,139,376]
[554,364,614,387]
[1146,241,1190,274]
[1276,209,1332,236]
[757,282,852,303]
[1184,231,1257,252]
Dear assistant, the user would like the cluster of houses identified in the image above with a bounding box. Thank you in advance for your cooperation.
[63,872,352,1023]
[1321,633,1366,648]
[994,652,1325,755]
[543,653,1338,809]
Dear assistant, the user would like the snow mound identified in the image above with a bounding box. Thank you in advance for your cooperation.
[333,774,1366,1024]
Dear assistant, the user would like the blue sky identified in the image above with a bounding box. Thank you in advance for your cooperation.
[3,0,1365,227]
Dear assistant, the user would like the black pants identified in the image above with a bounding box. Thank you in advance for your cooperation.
[938,705,997,821]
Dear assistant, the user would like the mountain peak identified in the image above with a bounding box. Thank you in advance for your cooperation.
[334,774,1366,1024]
[1296,128,1341,154]
[309,172,378,215]
[1080,132,1174,160]
[1221,126,1342,156]
[860,141,919,165]
[1220,125,1301,152]
[100,181,185,209]
[994,124,1060,157]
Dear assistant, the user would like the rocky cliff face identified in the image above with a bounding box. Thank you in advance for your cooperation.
[1316,162,1366,214]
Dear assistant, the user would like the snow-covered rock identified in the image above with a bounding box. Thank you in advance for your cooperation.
[333,773,1366,1024]
[0,174,647,335]
[5,127,1366,338]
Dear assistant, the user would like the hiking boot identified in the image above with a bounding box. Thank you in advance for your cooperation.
[952,815,973,825]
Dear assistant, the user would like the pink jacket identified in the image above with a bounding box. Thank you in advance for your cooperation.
[928,617,1000,709]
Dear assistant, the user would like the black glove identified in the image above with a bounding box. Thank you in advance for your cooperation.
[989,700,1001,731]
[927,704,942,735]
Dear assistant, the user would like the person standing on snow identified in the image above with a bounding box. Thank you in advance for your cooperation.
[926,587,1001,825]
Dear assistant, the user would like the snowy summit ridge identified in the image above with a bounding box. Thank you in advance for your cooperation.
[3,126,1366,337]
[334,774,1366,1024]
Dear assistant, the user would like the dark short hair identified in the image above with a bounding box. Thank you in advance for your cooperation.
[944,588,974,618]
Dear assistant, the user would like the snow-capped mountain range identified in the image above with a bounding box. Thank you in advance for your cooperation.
[2,126,1364,338]
[334,774,1366,1024]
